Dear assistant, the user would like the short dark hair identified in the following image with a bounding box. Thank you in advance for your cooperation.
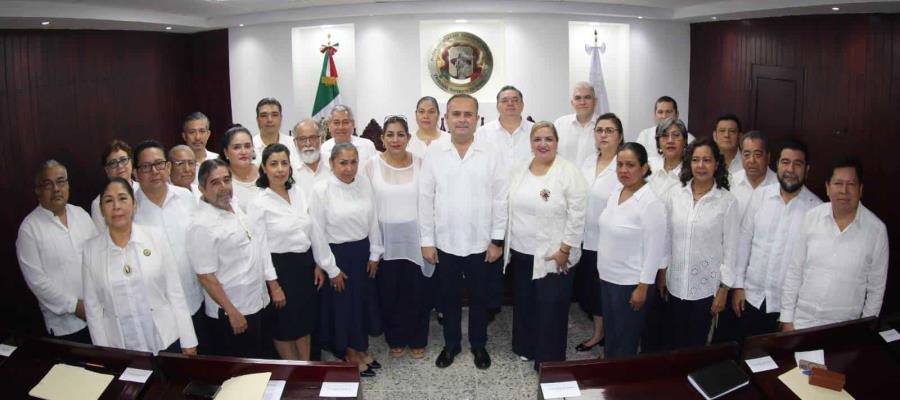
[778,138,810,165]
[183,111,209,131]
[739,130,768,152]
[101,176,135,203]
[256,97,282,115]
[132,139,167,169]
[256,143,295,190]
[496,85,523,102]
[198,158,230,188]
[619,142,652,179]
[101,139,132,168]
[447,93,479,113]
[655,96,678,113]
[827,155,863,184]
[219,124,253,163]
[596,112,625,146]
[715,113,742,133]
[382,116,410,135]
[680,137,730,190]
[416,96,440,114]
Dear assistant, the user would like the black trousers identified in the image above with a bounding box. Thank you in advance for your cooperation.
[377,259,433,349]
[600,280,650,359]
[640,282,667,353]
[715,298,780,343]
[212,308,264,358]
[56,326,92,345]
[511,251,574,369]
[574,249,602,317]
[667,295,714,350]
[436,249,490,351]
[191,304,211,355]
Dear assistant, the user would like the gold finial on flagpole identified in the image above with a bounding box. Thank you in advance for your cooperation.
[594,29,598,46]
[326,33,332,46]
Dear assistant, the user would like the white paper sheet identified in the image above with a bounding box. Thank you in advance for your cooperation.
[0,343,16,357]
[319,382,359,397]
[262,380,285,400]
[540,381,581,399]
[118,367,153,383]
[879,329,900,343]
[745,356,779,373]
[794,350,825,367]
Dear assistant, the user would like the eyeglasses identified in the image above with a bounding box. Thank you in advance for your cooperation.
[295,135,321,144]
[104,156,131,170]
[39,178,68,191]
[595,127,619,135]
[660,132,684,140]
[172,159,197,168]
[136,160,169,173]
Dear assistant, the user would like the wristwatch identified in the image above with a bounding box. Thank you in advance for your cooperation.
[491,239,504,247]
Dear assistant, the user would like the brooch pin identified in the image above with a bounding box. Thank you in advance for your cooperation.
[143,249,151,257]
[124,264,132,275]
[539,189,551,202]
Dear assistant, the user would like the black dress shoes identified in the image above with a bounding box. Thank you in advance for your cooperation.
[435,347,460,368]
[359,366,376,377]
[367,360,382,369]
[575,338,605,352]
[472,347,491,370]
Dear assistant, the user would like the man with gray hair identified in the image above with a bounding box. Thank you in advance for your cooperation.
[320,104,377,164]
[293,119,331,201]
[554,82,600,166]
[169,144,199,193]
[16,160,97,343]
[729,131,777,217]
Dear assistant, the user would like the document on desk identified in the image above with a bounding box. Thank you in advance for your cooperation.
[28,363,114,400]
[319,381,359,397]
[0,343,16,357]
[744,356,779,373]
[540,381,581,399]
[118,367,153,383]
[794,350,825,367]
[214,372,271,400]
[778,367,853,400]
[880,329,900,343]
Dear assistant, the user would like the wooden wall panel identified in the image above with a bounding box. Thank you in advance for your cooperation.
[690,14,899,316]
[0,29,232,333]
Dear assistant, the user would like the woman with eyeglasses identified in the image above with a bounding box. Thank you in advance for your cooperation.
[409,96,449,158]
[90,139,139,230]
[363,116,435,360]
[82,177,198,355]
[573,113,624,355]
[219,125,260,212]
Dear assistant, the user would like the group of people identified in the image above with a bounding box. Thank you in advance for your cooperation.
[16,82,889,378]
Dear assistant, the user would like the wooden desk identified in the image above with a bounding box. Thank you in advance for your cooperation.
[0,337,154,399]
[539,342,762,399]
[740,317,900,399]
[144,352,359,399]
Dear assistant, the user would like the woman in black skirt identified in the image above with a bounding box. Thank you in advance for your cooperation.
[308,142,384,377]
[248,143,342,360]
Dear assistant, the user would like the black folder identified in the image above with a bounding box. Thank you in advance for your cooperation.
[687,359,750,400]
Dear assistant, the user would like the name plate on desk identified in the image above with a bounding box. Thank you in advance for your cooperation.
[119,367,153,383]
[0,343,16,357]
[540,381,581,399]
[880,329,900,343]
[319,381,359,397]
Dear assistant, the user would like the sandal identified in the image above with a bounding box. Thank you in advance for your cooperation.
[390,348,406,358]
[410,348,426,359]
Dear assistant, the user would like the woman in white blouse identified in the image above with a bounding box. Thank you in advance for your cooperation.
[90,139,138,230]
[574,113,624,353]
[248,143,342,361]
[364,116,435,359]
[82,177,198,355]
[663,137,740,349]
[409,96,449,158]
[219,125,259,211]
[309,142,384,377]
[505,122,587,370]
[596,143,667,358]
[648,118,688,200]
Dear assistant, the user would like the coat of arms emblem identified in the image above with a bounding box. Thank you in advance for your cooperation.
[428,32,493,94]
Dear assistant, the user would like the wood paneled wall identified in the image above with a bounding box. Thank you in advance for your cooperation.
[690,14,899,315]
[0,29,232,333]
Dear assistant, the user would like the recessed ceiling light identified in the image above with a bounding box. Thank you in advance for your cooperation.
[711,16,718,20]
[832,7,840,11]
[321,25,332,29]
[637,16,643,19]
[41,21,50,25]
[165,26,172,30]
[455,19,468,23]
[239,23,244,27]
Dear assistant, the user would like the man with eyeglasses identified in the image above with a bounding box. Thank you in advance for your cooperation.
[477,85,534,164]
[132,140,209,354]
[292,119,331,202]
[90,139,139,230]
[713,113,744,175]
[554,82,599,166]
[320,105,377,164]
[635,96,695,166]
[17,160,97,343]
[169,145,199,194]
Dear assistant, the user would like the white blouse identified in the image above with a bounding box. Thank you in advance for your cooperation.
[780,203,889,329]
[407,131,449,158]
[510,171,544,254]
[580,153,620,251]
[596,185,667,286]
[666,182,740,300]
[308,175,384,262]
[231,176,260,212]
[647,157,683,202]
[247,186,340,278]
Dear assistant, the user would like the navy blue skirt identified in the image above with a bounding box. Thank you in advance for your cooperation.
[325,238,373,355]
[271,251,317,341]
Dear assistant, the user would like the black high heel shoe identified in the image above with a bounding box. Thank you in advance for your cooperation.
[367,359,381,369]
[575,338,605,352]
[359,366,376,377]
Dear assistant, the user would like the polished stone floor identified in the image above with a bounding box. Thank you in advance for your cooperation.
[321,304,602,400]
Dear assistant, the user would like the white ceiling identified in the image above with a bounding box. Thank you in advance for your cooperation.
[1,0,899,32]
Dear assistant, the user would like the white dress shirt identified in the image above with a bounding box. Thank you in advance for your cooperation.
[554,113,598,167]
[293,159,330,203]
[635,126,695,166]
[134,184,204,314]
[186,200,276,319]
[247,186,340,278]
[729,168,777,221]
[191,150,220,186]
[666,182,741,300]
[647,158,683,202]
[320,136,378,166]
[419,138,508,257]
[596,185,667,285]
[780,203,889,329]
[16,204,96,336]
[252,133,296,165]
[580,153,620,252]
[231,177,261,212]
[476,119,535,165]
[308,175,384,262]
[735,185,822,313]
[90,181,140,230]
[82,224,198,353]
[504,156,587,280]
[407,131,449,158]
[726,152,744,175]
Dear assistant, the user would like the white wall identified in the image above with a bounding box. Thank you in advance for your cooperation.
[229,13,690,139]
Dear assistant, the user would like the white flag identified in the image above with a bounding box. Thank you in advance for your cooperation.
[585,43,610,116]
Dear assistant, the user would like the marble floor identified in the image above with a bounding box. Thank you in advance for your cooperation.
[322,304,602,400]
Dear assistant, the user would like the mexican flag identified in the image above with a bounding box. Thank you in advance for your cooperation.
[312,43,342,120]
